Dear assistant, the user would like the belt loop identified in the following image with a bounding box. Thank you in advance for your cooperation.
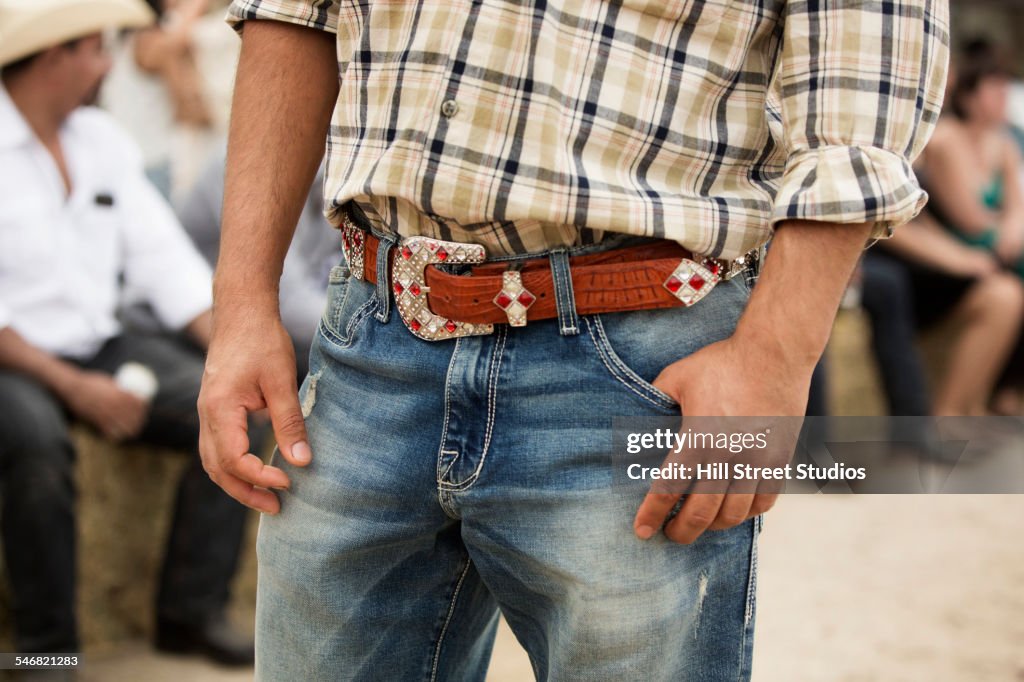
[548,249,579,336]
[375,233,398,323]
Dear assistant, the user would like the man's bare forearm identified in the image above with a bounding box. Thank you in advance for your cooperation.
[733,220,874,369]
[0,327,82,398]
[215,19,338,317]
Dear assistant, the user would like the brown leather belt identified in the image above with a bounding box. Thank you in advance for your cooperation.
[340,213,757,341]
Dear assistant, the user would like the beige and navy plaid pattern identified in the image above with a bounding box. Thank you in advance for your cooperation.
[227,0,949,259]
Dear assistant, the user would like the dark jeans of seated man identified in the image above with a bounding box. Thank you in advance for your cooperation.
[0,333,256,653]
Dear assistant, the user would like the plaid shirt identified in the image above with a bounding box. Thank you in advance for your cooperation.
[227,0,949,259]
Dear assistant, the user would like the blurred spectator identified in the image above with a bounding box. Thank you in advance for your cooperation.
[858,253,934,417]
[0,0,256,663]
[868,39,1024,416]
[100,0,214,199]
[177,144,341,377]
[931,40,1024,276]
[870,212,1023,416]
[172,0,240,192]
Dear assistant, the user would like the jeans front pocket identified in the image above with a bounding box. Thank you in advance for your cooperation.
[581,280,749,415]
[583,313,681,414]
[318,264,378,349]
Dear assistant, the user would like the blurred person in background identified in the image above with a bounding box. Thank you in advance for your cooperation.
[100,0,213,200]
[177,144,342,378]
[0,0,255,665]
[868,41,1024,417]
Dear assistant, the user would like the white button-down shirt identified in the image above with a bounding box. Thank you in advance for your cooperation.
[0,85,212,360]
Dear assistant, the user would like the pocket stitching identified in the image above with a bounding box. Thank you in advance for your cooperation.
[744,517,759,627]
[318,294,377,349]
[584,315,679,412]
[323,276,352,339]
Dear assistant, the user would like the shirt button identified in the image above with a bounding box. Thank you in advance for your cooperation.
[440,99,459,118]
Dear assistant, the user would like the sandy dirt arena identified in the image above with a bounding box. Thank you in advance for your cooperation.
[750,495,1024,682]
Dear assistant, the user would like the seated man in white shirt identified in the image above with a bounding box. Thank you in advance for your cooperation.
[0,0,256,665]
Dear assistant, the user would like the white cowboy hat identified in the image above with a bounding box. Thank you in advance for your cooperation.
[0,0,154,67]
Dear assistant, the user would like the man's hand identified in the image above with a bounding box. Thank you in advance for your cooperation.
[631,219,874,544]
[995,221,1024,269]
[950,247,1000,279]
[64,370,149,442]
[197,310,305,514]
[631,334,811,544]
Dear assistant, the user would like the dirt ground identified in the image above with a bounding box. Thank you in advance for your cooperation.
[75,494,1024,682]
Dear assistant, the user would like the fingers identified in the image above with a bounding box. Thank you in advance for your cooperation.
[98,420,127,442]
[210,468,282,515]
[199,406,287,513]
[199,399,249,464]
[263,371,312,467]
[635,492,775,544]
[119,395,149,440]
[707,493,754,531]
[664,493,725,544]
[633,492,682,539]
[201,402,254,481]
[745,493,778,521]
[234,451,291,490]
[95,394,148,442]
[199,392,288,512]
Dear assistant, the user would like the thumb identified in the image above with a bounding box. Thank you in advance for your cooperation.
[651,360,686,405]
[263,370,312,467]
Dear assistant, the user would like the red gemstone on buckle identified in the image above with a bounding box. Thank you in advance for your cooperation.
[401,246,413,260]
[409,283,421,296]
[393,282,404,296]
[410,319,422,331]
[493,270,535,327]
[436,247,449,261]
[663,258,720,307]
[444,319,457,333]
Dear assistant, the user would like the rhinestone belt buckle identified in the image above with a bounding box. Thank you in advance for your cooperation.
[340,215,366,280]
[663,249,759,306]
[392,236,495,341]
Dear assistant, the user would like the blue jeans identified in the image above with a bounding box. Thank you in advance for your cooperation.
[255,236,762,681]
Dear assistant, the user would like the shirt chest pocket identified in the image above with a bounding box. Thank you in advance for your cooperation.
[74,199,122,283]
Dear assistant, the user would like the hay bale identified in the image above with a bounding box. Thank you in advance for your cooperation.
[0,430,258,654]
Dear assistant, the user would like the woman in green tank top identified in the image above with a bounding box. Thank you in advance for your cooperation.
[884,42,1024,416]
[922,48,1024,278]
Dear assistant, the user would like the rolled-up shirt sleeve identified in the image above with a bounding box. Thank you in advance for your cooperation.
[226,0,338,33]
[120,172,213,331]
[770,0,950,240]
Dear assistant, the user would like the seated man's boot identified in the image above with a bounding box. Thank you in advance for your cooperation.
[154,612,254,666]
